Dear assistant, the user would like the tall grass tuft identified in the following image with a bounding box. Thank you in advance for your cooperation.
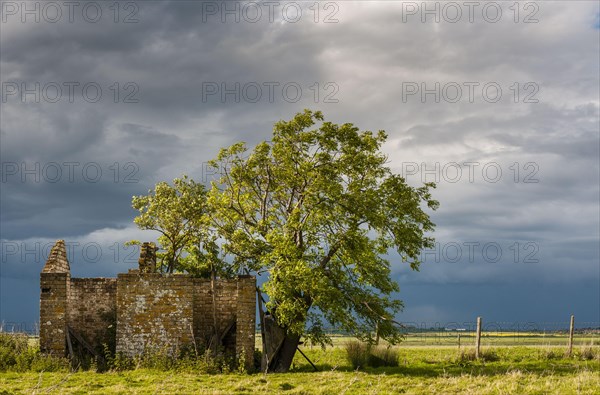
[577,345,600,361]
[455,348,500,363]
[368,345,400,368]
[344,341,399,369]
[539,347,563,360]
[345,341,370,369]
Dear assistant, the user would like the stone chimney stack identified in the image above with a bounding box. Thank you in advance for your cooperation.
[138,242,158,273]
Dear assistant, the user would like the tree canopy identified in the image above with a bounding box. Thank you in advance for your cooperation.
[130,175,226,276]
[130,110,438,371]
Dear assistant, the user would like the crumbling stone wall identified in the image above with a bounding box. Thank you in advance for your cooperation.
[192,279,239,349]
[234,275,256,365]
[40,272,70,355]
[116,272,256,369]
[190,276,256,362]
[40,240,256,370]
[116,272,195,356]
[42,239,70,273]
[40,240,70,355]
[68,278,117,352]
[138,242,157,273]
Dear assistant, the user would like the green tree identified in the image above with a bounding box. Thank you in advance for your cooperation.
[131,175,216,274]
[131,176,234,355]
[208,110,438,372]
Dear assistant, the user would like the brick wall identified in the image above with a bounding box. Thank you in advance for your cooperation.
[68,278,117,352]
[115,273,256,369]
[236,275,256,370]
[192,278,238,349]
[116,273,195,356]
[40,272,69,355]
[41,240,256,368]
[42,240,70,273]
[191,276,256,369]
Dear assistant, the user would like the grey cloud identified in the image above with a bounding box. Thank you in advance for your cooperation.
[1,1,598,325]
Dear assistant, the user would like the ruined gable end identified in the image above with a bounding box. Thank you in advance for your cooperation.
[40,240,71,356]
[42,239,70,273]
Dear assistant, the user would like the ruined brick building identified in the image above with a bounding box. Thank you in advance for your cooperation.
[40,240,256,369]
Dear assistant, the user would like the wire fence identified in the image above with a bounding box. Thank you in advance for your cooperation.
[0,321,39,335]
[3,319,599,347]
[261,320,600,347]
[393,321,600,347]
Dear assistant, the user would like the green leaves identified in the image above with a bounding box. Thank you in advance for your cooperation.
[130,175,223,275]
[208,109,439,345]
[130,110,438,345]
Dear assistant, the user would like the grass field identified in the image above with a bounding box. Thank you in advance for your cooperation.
[1,333,599,395]
[293,333,600,348]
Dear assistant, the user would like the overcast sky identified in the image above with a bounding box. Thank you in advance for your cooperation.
[1,1,599,331]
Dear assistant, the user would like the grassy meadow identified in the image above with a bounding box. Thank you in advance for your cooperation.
[0,333,598,394]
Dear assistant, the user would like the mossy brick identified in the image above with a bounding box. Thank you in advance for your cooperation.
[41,240,255,362]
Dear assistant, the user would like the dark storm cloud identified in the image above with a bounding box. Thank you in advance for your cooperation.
[1,1,598,325]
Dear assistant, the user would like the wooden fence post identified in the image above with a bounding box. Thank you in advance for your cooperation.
[568,315,575,356]
[458,333,461,350]
[475,316,482,359]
